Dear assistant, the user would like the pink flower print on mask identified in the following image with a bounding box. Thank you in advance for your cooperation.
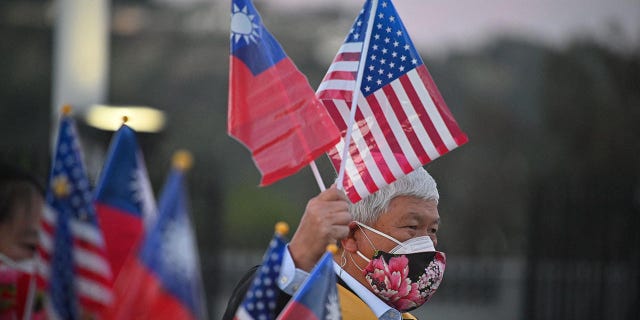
[417,252,446,301]
[364,255,422,311]
[361,251,446,312]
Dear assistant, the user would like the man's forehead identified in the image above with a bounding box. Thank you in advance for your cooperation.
[382,196,439,220]
[398,209,439,222]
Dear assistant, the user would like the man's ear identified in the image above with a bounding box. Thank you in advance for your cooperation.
[341,221,359,253]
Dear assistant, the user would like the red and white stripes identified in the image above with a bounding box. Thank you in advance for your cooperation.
[318,43,467,202]
[38,204,113,315]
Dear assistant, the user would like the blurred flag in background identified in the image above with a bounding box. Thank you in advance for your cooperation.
[94,123,157,277]
[108,151,207,320]
[39,106,113,319]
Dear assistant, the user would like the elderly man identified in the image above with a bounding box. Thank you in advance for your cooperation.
[224,167,445,320]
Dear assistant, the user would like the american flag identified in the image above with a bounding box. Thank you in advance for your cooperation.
[234,228,287,320]
[38,113,113,319]
[317,0,468,202]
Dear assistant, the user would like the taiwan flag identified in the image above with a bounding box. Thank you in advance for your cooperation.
[276,250,341,320]
[94,124,157,277]
[228,0,341,186]
[107,151,207,320]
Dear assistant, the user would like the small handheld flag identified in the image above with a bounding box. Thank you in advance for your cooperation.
[47,187,78,320]
[276,244,341,320]
[228,0,341,186]
[94,120,157,277]
[39,106,113,319]
[234,222,289,320]
[108,150,208,320]
[317,0,468,202]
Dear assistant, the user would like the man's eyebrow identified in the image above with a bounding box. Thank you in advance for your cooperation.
[395,212,418,224]
[404,211,421,220]
[401,212,439,224]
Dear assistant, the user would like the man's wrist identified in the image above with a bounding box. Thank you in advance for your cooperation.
[288,241,323,272]
[278,245,309,295]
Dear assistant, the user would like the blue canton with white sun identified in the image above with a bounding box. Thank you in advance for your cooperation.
[230,0,286,75]
[230,0,262,50]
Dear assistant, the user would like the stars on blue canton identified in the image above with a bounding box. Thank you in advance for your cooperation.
[358,0,423,95]
[49,118,97,224]
[239,234,286,320]
[346,4,369,43]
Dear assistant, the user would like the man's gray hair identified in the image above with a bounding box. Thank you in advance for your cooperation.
[350,167,439,225]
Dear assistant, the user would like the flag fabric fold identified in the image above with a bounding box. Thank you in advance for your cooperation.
[234,227,288,320]
[94,124,156,277]
[317,0,468,202]
[39,113,113,319]
[228,0,341,186]
[108,160,207,320]
[276,250,340,320]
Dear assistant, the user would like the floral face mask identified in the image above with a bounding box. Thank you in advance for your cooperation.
[353,222,446,312]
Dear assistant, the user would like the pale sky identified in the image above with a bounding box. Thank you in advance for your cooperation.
[262,0,640,55]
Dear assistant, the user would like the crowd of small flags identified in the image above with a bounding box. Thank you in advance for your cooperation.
[24,0,467,319]
[33,106,207,320]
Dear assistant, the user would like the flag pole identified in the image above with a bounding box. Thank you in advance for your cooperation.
[335,0,378,190]
[22,273,36,320]
[309,161,326,191]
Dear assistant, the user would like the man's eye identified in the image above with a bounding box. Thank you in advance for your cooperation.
[405,226,418,230]
[430,228,438,234]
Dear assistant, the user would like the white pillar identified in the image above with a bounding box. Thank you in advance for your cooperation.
[52,0,110,119]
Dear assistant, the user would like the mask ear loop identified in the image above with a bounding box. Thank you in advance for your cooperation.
[356,222,378,253]
[0,253,34,273]
[0,252,19,269]
[349,223,377,272]
[349,251,365,272]
[339,250,347,277]
[356,221,406,253]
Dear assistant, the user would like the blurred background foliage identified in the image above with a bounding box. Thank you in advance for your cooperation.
[1,0,639,319]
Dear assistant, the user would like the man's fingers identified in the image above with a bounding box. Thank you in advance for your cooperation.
[327,209,352,226]
[316,185,349,201]
[330,225,350,240]
[289,186,352,271]
[305,198,349,223]
[317,201,349,216]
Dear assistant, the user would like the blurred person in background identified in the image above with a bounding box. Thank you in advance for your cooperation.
[0,163,45,320]
[224,167,445,320]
